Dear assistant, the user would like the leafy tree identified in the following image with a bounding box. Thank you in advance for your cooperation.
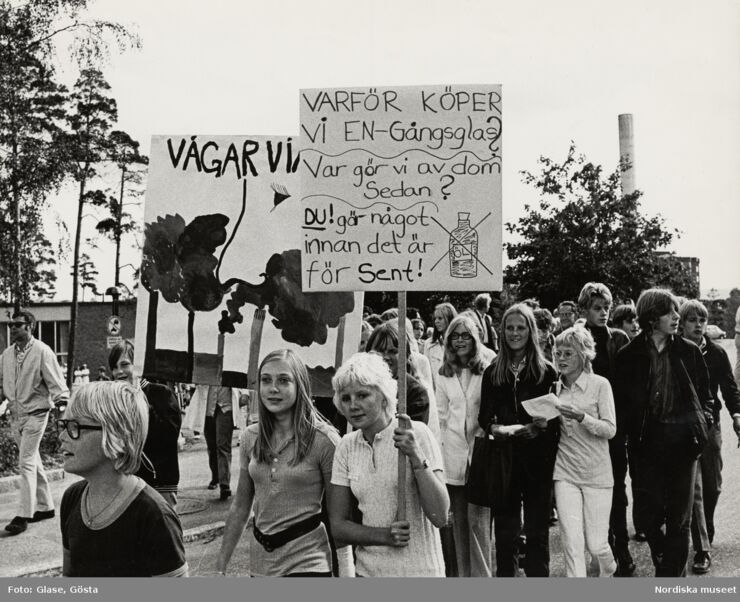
[0,0,140,309]
[77,251,99,300]
[58,68,117,387]
[93,130,147,290]
[505,143,698,309]
[0,3,69,308]
[25,231,58,301]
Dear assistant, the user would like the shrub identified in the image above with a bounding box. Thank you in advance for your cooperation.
[0,413,63,477]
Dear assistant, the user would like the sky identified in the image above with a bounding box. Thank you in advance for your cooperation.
[46,0,740,301]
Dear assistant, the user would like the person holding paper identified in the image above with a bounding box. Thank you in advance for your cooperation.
[217,349,344,577]
[328,352,449,577]
[552,326,617,577]
[436,314,494,577]
[478,303,559,577]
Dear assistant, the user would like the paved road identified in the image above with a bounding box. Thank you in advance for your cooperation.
[188,340,740,578]
[5,340,738,578]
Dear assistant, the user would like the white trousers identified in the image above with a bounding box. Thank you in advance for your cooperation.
[448,485,492,577]
[12,412,54,518]
[554,480,615,577]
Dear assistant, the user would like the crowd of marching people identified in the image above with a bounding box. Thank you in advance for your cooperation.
[4,282,739,578]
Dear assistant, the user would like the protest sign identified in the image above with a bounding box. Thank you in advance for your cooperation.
[133,135,363,394]
[299,84,503,292]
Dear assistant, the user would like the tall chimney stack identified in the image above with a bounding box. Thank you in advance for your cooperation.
[618,114,636,195]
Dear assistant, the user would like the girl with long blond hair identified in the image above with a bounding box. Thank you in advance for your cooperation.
[217,349,343,576]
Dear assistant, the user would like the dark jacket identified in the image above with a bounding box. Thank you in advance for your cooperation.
[405,373,430,425]
[137,382,182,492]
[615,333,713,448]
[479,360,559,458]
[584,324,629,382]
[695,335,740,424]
[584,324,629,431]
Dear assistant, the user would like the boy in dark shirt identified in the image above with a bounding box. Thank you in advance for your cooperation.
[679,300,740,574]
[577,282,633,576]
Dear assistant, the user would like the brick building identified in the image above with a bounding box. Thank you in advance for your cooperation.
[0,300,137,376]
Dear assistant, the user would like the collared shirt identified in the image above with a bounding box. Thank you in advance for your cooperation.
[15,337,33,368]
[331,418,445,577]
[648,336,680,420]
[553,371,616,488]
[1,337,68,416]
[205,385,232,417]
[241,422,340,576]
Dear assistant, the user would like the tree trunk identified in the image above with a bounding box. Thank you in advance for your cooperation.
[11,135,21,313]
[66,176,86,389]
[115,165,125,286]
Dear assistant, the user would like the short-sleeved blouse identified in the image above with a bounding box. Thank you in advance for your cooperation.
[240,422,340,576]
[331,418,445,577]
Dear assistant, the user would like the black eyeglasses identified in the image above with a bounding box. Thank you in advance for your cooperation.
[56,419,103,440]
[9,321,28,328]
[449,332,473,341]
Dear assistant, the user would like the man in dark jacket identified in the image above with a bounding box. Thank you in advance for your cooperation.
[679,299,740,573]
[616,289,714,577]
[577,282,632,575]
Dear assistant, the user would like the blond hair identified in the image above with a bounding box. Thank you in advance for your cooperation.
[67,381,149,474]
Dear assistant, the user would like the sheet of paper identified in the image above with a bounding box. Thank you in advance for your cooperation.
[497,424,526,436]
[521,393,561,420]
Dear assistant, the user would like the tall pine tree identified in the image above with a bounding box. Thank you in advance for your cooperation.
[58,68,116,385]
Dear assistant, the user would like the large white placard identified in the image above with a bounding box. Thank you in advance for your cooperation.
[299,84,503,292]
[134,135,362,393]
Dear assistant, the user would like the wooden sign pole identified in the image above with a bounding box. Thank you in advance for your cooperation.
[396,291,408,522]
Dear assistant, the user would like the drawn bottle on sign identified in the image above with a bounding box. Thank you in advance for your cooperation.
[449,212,478,278]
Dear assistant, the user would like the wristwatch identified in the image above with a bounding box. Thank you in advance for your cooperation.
[412,458,430,471]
